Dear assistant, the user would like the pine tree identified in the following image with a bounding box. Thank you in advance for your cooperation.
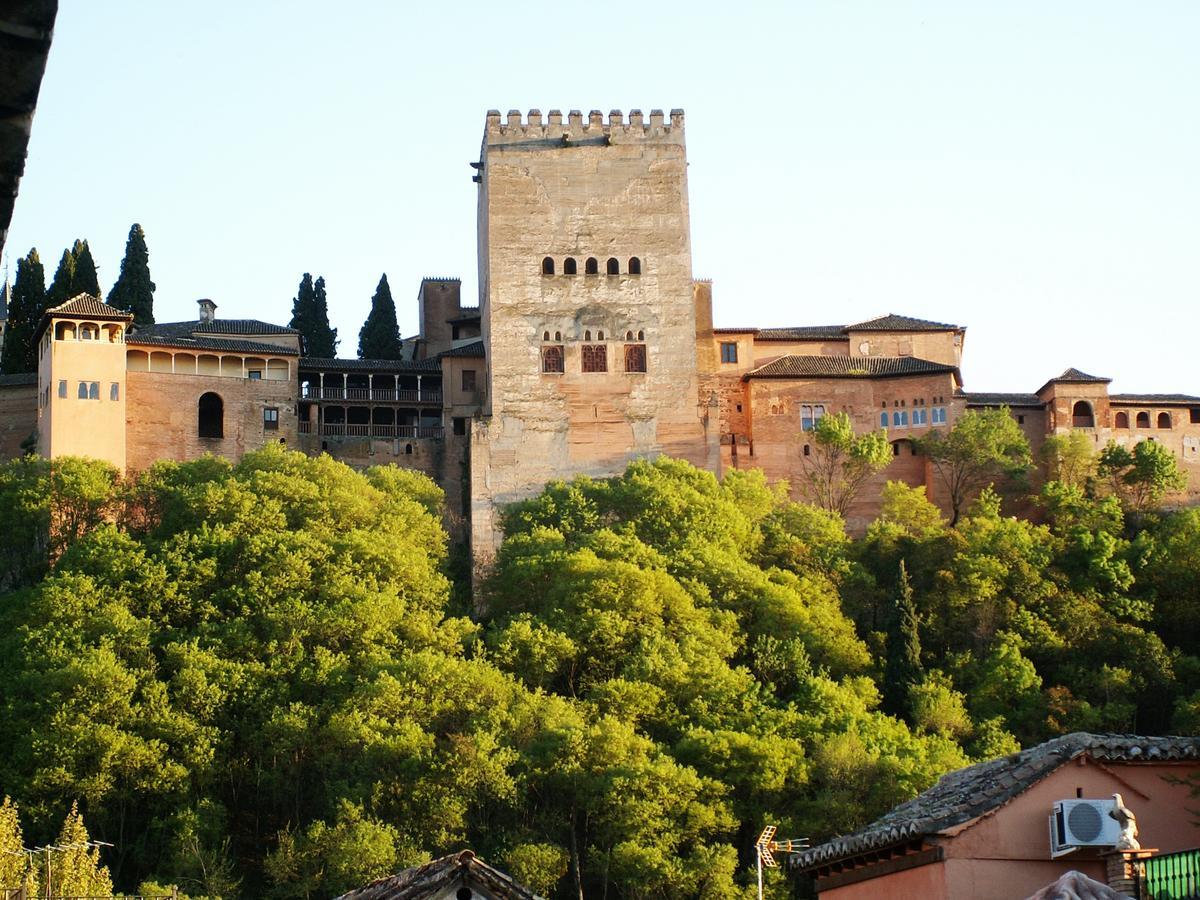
[46,247,76,308]
[309,276,338,358]
[107,223,156,325]
[357,273,401,360]
[883,560,923,720]
[48,801,113,899]
[0,248,47,374]
[69,239,101,298]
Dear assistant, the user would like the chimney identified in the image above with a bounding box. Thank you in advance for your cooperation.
[198,298,217,324]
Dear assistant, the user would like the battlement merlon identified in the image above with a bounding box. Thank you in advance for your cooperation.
[482,108,685,146]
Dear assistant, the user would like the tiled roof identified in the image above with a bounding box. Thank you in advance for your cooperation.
[847,314,960,332]
[962,392,1044,408]
[135,318,298,339]
[1110,393,1200,405]
[439,340,486,358]
[299,356,441,373]
[446,311,482,323]
[126,334,299,355]
[794,733,1200,871]
[0,372,36,387]
[745,355,957,380]
[334,850,542,900]
[758,325,847,340]
[45,294,132,321]
[1050,367,1112,384]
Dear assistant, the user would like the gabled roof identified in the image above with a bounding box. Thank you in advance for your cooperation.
[126,334,299,355]
[794,733,1200,871]
[1110,393,1200,405]
[961,391,1044,408]
[439,340,486,358]
[846,314,961,332]
[745,355,957,380]
[299,356,441,373]
[1049,367,1111,384]
[44,294,133,322]
[335,850,543,900]
[134,318,299,339]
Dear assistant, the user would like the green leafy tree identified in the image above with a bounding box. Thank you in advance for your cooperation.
[45,801,113,899]
[882,561,923,720]
[1040,431,1097,489]
[1098,439,1187,514]
[106,223,156,325]
[795,411,892,517]
[917,407,1032,525]
[0,797,39,896]
[0,248,47,374]
[358,274,401,360]
[69,239,101,298]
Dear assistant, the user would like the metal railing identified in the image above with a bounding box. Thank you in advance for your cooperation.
[298,422,443,439]
[300,387,442,403]
[1144,848,1200,899]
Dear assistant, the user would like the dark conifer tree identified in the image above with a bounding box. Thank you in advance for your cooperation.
[46,248,76,308]
[0,249,46,374]
[308,276,338,358]
[69,239,101,298]
[883,560,923,720]
[357,274,401,360]
[288,272,316,337]
[107,224,156,325]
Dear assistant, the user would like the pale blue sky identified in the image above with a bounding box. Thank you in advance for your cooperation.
[6,1,1199,392]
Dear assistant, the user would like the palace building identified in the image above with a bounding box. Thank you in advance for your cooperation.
[2,109,1198,566]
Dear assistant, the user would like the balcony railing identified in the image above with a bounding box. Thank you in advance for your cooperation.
[299,422,443,440]
[1144,847,1200,899]
[301,386,442,403]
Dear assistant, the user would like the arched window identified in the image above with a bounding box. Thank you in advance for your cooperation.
[1071,400,1094,428]
[597,330,604,340]
[1157,411,1172,429]
[542,256,555,275]
[1136,411,1150,428]
[405,443,413,455]
[637,330,644,340]
[584,330,591,341]
[625,330,633,340]
[198,392,224,439]
[1115,411,1129,428]
[543,331,550,341]
[585,257,598,275]
[606,257,619,275]
[629,257,641,275]
[541,344,564,373]
[554,330,561,341]
[79,324,98,341]
[564,258,577,275]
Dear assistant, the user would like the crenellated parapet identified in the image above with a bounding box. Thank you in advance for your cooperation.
[484,108,685,145]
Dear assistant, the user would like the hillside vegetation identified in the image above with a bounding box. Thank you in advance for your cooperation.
[0,443,1196,898]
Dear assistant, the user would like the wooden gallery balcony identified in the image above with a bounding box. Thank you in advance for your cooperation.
[298,359,445,441]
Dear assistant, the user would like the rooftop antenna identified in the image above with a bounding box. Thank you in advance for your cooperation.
[755,825,808,900]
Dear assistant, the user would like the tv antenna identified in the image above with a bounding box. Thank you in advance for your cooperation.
[755,825,808,899]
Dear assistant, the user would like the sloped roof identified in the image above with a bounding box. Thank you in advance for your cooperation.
[961,392,1044,408]
[847,314,961,332]
[1110,393,1200,405]
[794,733,1200,871]
[299,356,441,373]
[334,850,542,900]
[1050,367,1112,384]
[745,355,957,380]
[0,373,37,387]
[758,325,848,341]
[44,294,133,321]
[126,334,299,355]
[135,318,299,339]
[439,340,486,358]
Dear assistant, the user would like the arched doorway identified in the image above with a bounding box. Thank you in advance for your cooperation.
[198,392,224,439]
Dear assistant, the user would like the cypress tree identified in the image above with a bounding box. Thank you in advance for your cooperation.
[107,223,156,325]
[46,247,76,308]
[309,275,338,358]
[69,239,101,298]
[883,560,923,720]
[288,272,316,337]
[0,248,47,374]
[357,273,401,360]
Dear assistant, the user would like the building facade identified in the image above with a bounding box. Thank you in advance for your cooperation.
[1,109,1199,565]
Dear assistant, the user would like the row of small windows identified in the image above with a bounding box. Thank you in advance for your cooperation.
[880,407,947,427]
[53,379,120,401]
[1113,410,1174,429]
[541,343,647,373]
[542,329,645,342]
[541,257,642,276]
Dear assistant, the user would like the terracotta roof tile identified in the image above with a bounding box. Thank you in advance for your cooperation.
[126,335,299,355]
[962,392,1044,408]
[1110,393,1200,405]
[300,356,441,373]
[846,314,960,332]
[335,850,542,900]
[45,293,132,321]
[746,355,957,380]
[439,340,486,358]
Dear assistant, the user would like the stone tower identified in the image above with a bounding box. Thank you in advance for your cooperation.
[469,108,719,569]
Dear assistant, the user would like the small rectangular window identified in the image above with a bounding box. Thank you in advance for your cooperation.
[452,417,467,436]
[110,383,120,401]
[58,380,67,399]
[263,407,279,430]
[462,369,477,392]
[1191,408,1200,424]
[720,342,738,364]
[1017,414,1025,425]
[624,344,647,373]
[89,381,100,400]
[582,344,608,373]
[248,370,263,380]
[542,345,564,373]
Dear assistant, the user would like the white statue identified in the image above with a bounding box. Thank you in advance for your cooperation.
[1109,792,1140,850]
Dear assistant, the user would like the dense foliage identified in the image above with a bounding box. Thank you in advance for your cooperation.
[0,436,1195,898]
[0,248,47,374]
[107,223,157,326]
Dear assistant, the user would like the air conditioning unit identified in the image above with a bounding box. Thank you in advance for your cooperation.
[1049,799,1122,858]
